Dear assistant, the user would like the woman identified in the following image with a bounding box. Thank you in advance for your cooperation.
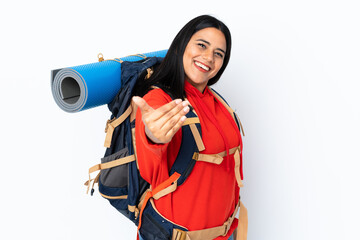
[132,15,245,240]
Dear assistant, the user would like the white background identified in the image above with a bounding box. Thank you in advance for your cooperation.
[0,0,359,239]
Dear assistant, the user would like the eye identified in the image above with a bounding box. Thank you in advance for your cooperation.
[197,43,206,49]
[215,52,224,58]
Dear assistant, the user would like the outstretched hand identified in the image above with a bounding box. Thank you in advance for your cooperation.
[132,96,190,144]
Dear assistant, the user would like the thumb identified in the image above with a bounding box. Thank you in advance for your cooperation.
[132,96,153,114]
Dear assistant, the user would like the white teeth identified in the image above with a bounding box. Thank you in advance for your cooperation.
[195,61,209,71]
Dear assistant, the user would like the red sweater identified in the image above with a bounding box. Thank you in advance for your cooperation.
[135,81,242,239]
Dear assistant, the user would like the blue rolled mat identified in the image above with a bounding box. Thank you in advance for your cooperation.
[51,50,167,113]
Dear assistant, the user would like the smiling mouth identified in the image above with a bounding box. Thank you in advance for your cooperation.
[194,61,210,71]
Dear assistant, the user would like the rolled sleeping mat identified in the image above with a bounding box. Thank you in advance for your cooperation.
[51,50,167,113]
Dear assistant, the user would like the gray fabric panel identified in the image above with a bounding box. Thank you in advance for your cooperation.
[100,147,129,188]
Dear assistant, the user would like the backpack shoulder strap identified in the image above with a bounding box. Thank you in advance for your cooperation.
[209,88,245,137]
[168,108,203,186]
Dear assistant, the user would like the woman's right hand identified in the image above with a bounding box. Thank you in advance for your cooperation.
[132,96,190,144]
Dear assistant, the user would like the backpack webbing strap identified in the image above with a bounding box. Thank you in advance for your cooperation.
[137,172,181,231]
[209,88,245,187]
[128,205,137,214]
[183,117,200,125]
[128,205,140,220]
[234,148,244,188]
[99,193,128,200]
[209,88,245,137]
[104,105,132,148]
[128,189,151,220]
[182,99,205,152]
[85,155,136,194]
[192,146,240,165]
[131,127,140,169]
[192,146,243,188]
[172,200,242,240]
[137,189,150,212]
[189,123,205,151]
[234,112,245,137]
[183,117,205,152]
[152,179,179,200]
[236,201,248,240]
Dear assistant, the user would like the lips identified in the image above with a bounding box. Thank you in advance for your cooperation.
[194,60,211,72]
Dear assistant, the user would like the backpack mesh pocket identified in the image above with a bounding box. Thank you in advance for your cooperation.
[100,147,129,188]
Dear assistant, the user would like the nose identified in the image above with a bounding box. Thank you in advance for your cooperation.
[202,50,214,63]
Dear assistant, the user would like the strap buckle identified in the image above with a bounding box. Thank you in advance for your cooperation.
[173,229,187,240]
[105,118,115,133]
[222,219,232,236]
[145,68,153,79]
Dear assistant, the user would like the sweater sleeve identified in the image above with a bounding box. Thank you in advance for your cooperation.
[134,89,183,188]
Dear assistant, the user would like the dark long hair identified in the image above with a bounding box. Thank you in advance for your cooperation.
[135,15,232,99]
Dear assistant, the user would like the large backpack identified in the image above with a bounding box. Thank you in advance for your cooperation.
[85,56,161,223]
[85,56,248,240]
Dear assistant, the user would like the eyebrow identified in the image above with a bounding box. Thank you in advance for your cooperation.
[196,39,226,54]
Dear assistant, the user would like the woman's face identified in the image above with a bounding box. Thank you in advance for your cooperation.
[183,27,226,92]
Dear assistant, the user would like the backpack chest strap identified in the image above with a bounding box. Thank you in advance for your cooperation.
[192,146,243,188]
[192,146,240,165]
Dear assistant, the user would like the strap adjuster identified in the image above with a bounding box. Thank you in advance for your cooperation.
[222,219,232,236]
[192,152,199,160]
[105,118,115,133]
[173,229,187,240]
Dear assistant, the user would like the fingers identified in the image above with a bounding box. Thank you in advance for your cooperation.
[132,95,191,144]
[160,104,190,134]
[152,102,189,143]
[164,115,187,140]
[148,112,187,144]
[148,99,184,121]
[155,100,190,127]
[133,96,189,123]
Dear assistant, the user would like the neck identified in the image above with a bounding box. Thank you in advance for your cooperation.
[185,79,207,93]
